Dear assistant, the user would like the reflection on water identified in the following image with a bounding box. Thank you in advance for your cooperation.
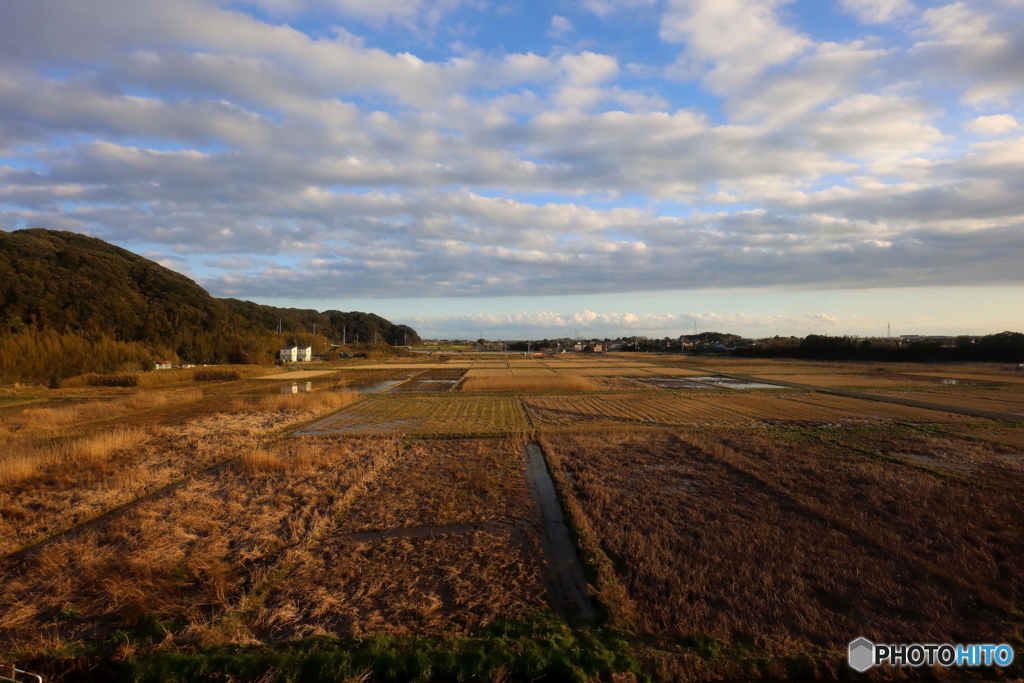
[638,375,777,390]
[354,380,405,393]
[282,381,314,394]
[895,374,1005,386]
[693,376,778,389]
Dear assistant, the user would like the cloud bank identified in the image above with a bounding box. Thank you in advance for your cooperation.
[1,0,1023,308]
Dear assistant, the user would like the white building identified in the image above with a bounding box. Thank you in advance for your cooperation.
[279,345,313,362]
[154,360,173,370]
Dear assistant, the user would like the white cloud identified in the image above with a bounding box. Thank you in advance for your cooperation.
[838,0,914,24]
[2,0,1024,310]
[549,15,574,37]
[581,0,656,18]
[405,309,856,337]
[910,2,1024,105]
[559,51,620,86]
[964,113,1019,134]
[660,0,812,91]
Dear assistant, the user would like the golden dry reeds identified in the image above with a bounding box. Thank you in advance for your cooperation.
[459,374,596,393]
[0,437,404,649]
[0,426,149,486]
[235,442,318,473]
[193,368,243,382]
[253,390,359,413]
[7,389,203,432]
[61,365,266,388]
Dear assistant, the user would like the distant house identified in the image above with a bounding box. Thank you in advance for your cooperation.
[1017,364,1024,372]
[279,345,313,362]
[154,360,173,370]
[583,343,603,353]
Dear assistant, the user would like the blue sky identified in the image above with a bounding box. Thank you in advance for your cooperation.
[1,0,1023,338]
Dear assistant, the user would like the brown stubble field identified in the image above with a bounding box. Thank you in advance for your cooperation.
[539,428,1024,657]
[0,388,360,556]
[0,435,403,651]
[251,439,549,639]
[4,353,1024,680]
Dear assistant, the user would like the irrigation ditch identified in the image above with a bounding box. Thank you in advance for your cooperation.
[523,441,597,625]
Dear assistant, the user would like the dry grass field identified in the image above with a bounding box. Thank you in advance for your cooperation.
[956,425,1024,448]
[826,428,1024,492]
[0,389,358,556]
[522,391,988,428]
[252,439,547,639]
[0,437,403,650]
[253,529,546,640]
[3,353,1024,682]
[298,394,528,436]
[460,374,597,393]
[868,386,1024,414]
[539,429,1024,652]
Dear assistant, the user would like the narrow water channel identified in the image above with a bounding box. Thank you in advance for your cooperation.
[523,442,596,625]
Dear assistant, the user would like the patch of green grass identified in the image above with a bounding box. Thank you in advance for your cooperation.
[121,618,643,683]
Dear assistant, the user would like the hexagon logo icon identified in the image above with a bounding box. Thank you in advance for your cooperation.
[848,637,875,672]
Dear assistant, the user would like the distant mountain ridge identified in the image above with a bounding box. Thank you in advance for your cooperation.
[0,228,419,365]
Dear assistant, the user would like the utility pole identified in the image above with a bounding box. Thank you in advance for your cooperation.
[342,327,346,345]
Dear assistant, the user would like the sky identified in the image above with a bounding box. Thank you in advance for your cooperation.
[1,0,1023,340]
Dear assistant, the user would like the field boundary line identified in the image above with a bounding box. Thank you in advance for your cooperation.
[691,368,1024,422]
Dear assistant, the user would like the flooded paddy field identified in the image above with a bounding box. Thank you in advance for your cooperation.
[387,367,466,393]
[635,375,778,390]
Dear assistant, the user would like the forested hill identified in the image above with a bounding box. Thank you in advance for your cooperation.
[0,228,418,375]
[1,228,240,344]
[221,299,420,347]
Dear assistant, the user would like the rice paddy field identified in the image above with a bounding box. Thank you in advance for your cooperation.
[1,353,1023,682]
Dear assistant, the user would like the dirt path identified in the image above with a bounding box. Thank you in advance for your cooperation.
[523,442,596,625]
[704,370,1024,422]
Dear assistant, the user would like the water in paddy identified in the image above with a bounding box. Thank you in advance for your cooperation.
[281,381,314,394]
[694,376,778,389]
[353,379,405,393]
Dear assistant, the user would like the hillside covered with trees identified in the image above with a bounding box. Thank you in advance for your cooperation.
[0,229,418,382]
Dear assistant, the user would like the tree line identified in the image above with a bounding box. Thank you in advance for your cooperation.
[734,332,1024,364]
